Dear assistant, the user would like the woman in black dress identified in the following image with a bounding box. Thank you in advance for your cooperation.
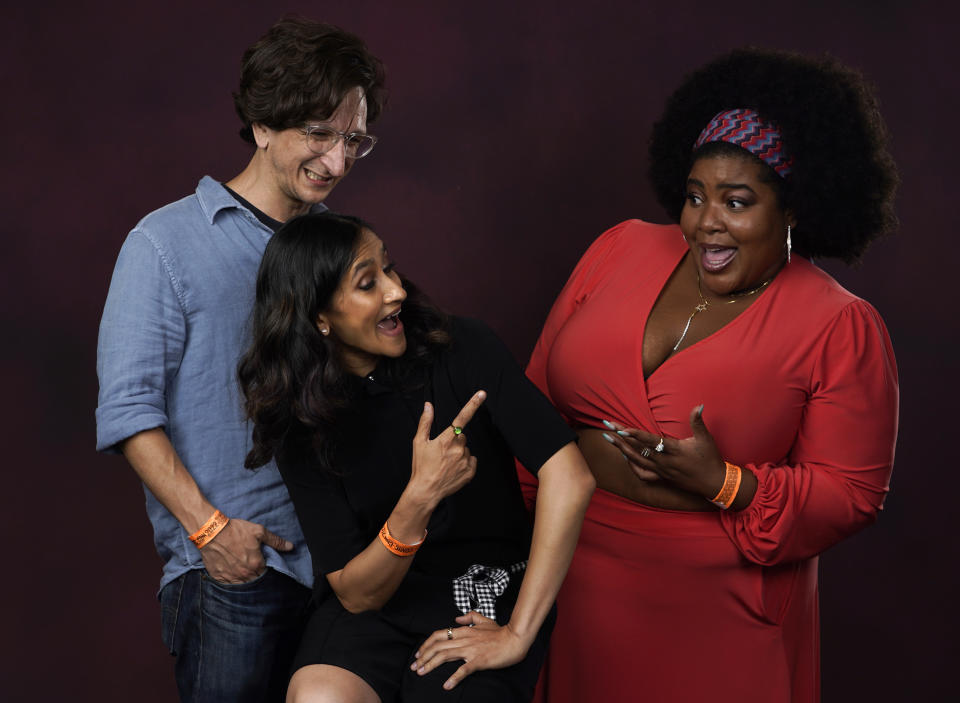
[238,212,595,703]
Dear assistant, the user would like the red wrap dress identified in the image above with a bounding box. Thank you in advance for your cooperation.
[520,220,898,703]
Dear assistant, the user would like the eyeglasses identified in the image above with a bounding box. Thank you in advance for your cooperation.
[300,125,378,159]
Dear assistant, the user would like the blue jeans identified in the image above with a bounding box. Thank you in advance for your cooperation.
[160,568,311,702]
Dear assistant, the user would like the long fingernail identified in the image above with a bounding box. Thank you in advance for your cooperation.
[602,419,616,430]
[617,430,630,437]
[601,432,615,443]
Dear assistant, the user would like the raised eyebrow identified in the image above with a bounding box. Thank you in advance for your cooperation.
[685,177,755,193]
[717,182,756,193]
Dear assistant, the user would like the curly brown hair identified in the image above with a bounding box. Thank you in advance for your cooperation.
[232,17,387,144]
[648,47,898,264]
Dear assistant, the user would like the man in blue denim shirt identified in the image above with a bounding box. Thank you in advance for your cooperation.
[96,18,386,702]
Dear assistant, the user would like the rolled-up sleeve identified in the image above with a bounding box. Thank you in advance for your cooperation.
[96,229,187,452]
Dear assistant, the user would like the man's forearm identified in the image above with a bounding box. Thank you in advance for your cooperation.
[121,427,216,533]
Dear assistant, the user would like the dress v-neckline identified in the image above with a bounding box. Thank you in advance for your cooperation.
[638,246,781,385]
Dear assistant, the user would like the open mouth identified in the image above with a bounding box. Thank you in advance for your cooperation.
[376,310,402,332]
[701,246,737,272]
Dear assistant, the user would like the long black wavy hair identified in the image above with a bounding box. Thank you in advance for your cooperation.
[238,212,450,471]
[649,47,899,264]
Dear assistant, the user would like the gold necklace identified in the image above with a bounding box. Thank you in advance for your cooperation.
[672,274,772,351]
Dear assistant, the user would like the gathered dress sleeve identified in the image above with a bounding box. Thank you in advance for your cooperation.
[721,299,899,565]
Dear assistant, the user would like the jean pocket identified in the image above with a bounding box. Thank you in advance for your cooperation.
[201,567,271,592]
[200,568,309,630]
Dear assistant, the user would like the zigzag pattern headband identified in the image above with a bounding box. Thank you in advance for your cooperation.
[693,108,794,177]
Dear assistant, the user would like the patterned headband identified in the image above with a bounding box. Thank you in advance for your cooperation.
[693,108,794,177]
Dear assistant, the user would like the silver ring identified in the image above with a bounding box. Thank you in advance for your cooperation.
[640,447,651,458]
[654,438,665,453]
[446,627,454,640]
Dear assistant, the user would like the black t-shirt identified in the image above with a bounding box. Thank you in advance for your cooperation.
[221,183,284,232]
[277,317,576,630]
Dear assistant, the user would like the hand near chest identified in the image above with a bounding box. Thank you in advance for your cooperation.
[604,405,758,510]
[605,405,724,496]
[325,390,489,613]
[405,391,487,511]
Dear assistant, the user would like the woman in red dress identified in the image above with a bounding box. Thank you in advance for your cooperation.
[521,48,899,702]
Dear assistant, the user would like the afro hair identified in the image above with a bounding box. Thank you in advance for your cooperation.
[648,48,898,264]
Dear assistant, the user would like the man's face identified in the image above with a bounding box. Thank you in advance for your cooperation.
[252,86,368,219]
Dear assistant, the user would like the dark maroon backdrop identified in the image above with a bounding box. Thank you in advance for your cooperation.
[3,1,955,699]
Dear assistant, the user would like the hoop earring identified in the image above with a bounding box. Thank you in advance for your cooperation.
[786,225,792,264]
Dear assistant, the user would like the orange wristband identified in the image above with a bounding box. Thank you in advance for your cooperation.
[188,509,229,548]
[710,462,743,510]
[378,521,426,557]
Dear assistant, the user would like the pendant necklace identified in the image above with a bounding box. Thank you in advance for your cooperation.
[672,274,772,351]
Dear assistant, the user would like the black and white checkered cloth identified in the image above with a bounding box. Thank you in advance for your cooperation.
[452,561,527,621]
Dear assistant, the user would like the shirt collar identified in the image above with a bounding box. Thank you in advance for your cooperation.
[194,175,329,226]
[361,367,393,396]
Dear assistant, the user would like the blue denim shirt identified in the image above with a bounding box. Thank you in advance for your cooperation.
[96,176,323,591]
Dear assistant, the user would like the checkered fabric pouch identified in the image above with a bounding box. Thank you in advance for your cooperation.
[452,561,527,621]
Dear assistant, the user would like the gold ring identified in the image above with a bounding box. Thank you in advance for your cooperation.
[451,426,463,436]
[446,627,454,640]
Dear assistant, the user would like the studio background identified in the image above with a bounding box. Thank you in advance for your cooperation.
[3,1,954,700]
